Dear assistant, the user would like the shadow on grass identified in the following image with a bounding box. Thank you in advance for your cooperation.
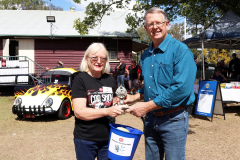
[14,114,73,122]
[188,130,195,134]
[0,91,14,96]
[188,123,200,135]
[191,115,211,121]
[224,105,240,115]
[235,113,240,116]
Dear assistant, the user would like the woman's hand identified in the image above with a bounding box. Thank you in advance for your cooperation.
[112,97,120,105]
[107,105,124,118]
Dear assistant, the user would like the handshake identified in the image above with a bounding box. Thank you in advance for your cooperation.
[109,85,148,118]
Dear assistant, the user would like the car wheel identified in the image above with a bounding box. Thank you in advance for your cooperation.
[58,99,72,120]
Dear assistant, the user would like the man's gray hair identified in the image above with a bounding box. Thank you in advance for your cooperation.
[144,7,168,25]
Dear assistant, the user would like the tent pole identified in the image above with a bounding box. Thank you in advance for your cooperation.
[202,39,205,80]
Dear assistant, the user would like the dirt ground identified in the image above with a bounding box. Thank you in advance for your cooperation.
[0,96,240,160]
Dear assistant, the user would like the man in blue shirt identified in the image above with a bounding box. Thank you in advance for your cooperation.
[125,7,196,160]
[210,68,227,83]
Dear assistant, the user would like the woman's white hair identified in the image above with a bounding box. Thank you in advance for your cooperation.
[80,43,110,74]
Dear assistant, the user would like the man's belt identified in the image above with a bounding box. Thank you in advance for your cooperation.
[152,105,187,116]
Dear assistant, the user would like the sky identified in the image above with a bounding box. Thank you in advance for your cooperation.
[49,0,186,36]
[50,0,185,24]
[50,0,136,12]
[49,0,188,38]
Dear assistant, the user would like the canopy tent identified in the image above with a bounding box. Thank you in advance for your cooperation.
[183,10,240,49]
[182,10,240,79]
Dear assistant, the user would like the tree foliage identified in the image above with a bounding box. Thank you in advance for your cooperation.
[204,48,231,65]
[168,22,185,41]
[0,0,63,10]
[72,0,240,35]
[191,48,200,57]
[136,26,152,44]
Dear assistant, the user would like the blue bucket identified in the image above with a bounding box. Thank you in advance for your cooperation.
[108,123,143,160]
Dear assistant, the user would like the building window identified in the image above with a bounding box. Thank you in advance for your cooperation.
[104,38,117,60]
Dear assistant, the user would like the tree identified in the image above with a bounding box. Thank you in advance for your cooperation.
[0,0,63,10]
[168,22,184,41]
[204,48,231,65]
[136,26,152,44]
[191,48,200,57]
[72,0,240,35]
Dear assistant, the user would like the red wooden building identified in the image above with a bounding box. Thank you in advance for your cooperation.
[0,10,149,75]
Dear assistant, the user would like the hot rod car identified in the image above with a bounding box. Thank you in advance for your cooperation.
[12,68,80,120]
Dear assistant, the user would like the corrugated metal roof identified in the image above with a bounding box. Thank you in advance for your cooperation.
[0,10,139,38]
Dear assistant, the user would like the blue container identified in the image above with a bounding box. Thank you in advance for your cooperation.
[108,123,143,160]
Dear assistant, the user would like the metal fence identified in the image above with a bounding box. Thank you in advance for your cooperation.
[0,56,47,82]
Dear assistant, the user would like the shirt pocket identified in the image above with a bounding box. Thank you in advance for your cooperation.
[157,63,173,86]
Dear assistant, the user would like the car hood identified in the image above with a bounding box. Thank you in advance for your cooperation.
[16,83,70,106]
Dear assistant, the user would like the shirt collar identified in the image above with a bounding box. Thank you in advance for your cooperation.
[148,34,172,54]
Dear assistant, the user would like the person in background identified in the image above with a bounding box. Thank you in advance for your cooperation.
[72,43,123,160]
[126,60,141,95]
[194,55,201,70]
[210,68,227,83]
[54,61,64,69]
[124,7,196,160]
[220,60,228,78]
[46,61,64,70]
[115,58,126,87]
[109,68,114,75]
[237,74,240,81]
[216,61,221,69]
[228,53,240,78]
[124,72,129,91]
[204,58,208,70]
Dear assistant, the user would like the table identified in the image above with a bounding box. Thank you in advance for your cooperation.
[220,88,240,102]
[193,84,240,102]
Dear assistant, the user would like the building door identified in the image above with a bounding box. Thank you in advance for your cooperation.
[9,40,19,60]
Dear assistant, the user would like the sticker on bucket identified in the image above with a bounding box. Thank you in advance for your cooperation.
[108,132,134,156]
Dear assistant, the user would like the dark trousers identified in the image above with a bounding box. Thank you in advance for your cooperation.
[74,138,109,160]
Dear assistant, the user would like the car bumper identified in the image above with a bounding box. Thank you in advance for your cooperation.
[12,105,56,118]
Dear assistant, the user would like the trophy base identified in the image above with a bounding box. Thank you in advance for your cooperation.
[118,104,129,111]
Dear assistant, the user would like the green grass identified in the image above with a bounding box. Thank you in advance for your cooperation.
[0,96,15,122]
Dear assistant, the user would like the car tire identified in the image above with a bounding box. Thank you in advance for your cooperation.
[58,99,72,120]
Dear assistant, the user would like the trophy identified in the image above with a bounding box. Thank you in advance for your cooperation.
[115,85,128,110]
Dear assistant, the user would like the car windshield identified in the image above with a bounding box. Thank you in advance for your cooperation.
[39,74,70,85]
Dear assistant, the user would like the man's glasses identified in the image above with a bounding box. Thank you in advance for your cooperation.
[146,21,166,29]
[88,56,107,63]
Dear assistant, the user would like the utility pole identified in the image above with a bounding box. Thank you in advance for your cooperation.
[184,16,186,40]
[50,0,52,39]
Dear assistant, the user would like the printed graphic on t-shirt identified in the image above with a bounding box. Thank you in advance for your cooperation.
[86,87,113,109]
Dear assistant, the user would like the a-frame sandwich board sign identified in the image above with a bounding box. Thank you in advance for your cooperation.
[195,80,225,122]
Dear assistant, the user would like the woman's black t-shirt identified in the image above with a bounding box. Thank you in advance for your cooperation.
[72,72,116,141]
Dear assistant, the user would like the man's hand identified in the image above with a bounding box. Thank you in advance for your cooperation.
[124,94,134,104]
[125,102,149,117]
[125,100,162,118]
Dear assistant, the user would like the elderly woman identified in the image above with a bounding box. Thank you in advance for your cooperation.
[72,43,123,160]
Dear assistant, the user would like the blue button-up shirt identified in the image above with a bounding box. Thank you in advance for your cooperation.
[139,34,197,112]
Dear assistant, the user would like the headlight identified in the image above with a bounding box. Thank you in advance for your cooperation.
[15,98,22,105]
[45,98,53,107]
